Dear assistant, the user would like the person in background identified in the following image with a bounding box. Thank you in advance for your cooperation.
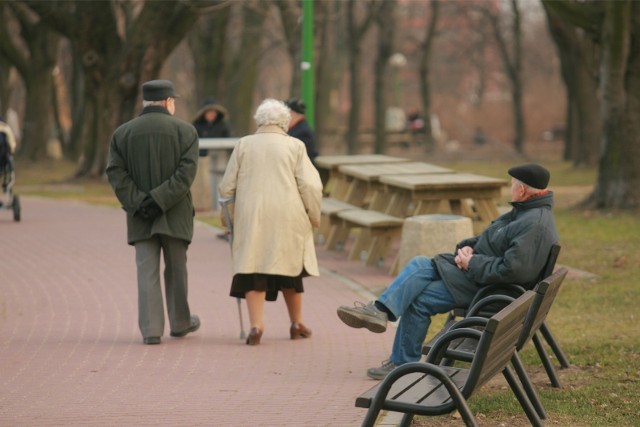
[193,97,233,238]
[193,97,232,157]
[285,98,318,165]
[106,80,201,345]
[219,98,323,346]
[337,163,558,379]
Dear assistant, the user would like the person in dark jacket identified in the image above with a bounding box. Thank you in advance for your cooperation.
[285,98,318,164]
[337,163,559,379]
[193,97,232,157]
[106,80,201,345]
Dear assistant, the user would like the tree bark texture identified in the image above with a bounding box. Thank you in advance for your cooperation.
[373,0,395,154]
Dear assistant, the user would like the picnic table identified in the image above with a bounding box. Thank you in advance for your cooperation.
[314,154,409,200]
[337,161,453,208]
[377,172,507,232]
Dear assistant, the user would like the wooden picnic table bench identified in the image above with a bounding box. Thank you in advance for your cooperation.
[356,291,542,427]
[314,154,409,200]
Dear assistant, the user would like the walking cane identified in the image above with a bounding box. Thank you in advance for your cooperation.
[219,196,246,340]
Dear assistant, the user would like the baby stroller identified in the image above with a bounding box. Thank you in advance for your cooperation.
[0,132,20,222]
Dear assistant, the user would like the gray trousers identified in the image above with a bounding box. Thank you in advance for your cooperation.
[135,235,191,338]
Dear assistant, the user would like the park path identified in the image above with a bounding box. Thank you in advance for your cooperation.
[0,197,396,426]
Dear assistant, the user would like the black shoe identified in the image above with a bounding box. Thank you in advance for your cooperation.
[217,232,230,242]
[170,315,201,337]
[144,336,161,345]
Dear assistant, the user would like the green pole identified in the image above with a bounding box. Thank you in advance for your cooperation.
[301,0,314,129]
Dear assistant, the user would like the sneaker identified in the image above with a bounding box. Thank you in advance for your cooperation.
[367,359,397,380]
[336,301,388,333]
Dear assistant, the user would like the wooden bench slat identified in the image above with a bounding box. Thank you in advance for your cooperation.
[337,209,403,227]
[320,198,359,214]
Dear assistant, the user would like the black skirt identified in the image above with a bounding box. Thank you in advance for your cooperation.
[230,270,308,302]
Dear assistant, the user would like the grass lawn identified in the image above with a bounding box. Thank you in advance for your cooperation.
[13,157,640,426]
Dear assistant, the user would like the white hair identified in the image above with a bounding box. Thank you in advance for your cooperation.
[254,98,291,131]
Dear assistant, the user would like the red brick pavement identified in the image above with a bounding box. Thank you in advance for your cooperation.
[0,198,396,426]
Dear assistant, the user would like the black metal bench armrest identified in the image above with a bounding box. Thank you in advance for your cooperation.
[467,295,516,317]
[468,284,526,309]
[425,328,483,364]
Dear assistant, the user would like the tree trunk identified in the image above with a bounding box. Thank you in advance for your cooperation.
[488,0,524,155]
[188,5,232,107]
[314,0,342,154]
[274,0,302,98]
[346,2,375,154]
[225,1,269,136]
[373,0,395,154]
[417,0,440,153]
[589,1,640,209]
[0,3,58,161]
[543,2,601,167]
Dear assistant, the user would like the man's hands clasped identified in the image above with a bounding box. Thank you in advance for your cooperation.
[135,195,163,221]
[455,246,473,271]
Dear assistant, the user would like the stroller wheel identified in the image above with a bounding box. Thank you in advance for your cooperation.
[12,194,20,222]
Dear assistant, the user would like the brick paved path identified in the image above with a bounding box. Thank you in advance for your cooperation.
[0,198,395,426]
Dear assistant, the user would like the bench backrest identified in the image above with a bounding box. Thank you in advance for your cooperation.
[539,243,561,282]
[517,267,568,350]
[463,291,536,393]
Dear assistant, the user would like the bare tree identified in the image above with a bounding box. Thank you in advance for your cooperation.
[542,2,601,166]
[223,1,270,135]
[543,0,640,209]
[0,3,59,161]
[314,0,344,152]
[416,0,440,153]
[22,0,204,178]
[484,0,525,154]
[188,2,232,108]
[273,0,302,98]
[372,0,396,154]
[345,1,377,154]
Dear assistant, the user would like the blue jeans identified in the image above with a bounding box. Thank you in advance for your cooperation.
[377,256,457,365]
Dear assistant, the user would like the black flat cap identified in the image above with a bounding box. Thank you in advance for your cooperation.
[285,98,306,114]
[508,163,550,189]
[142,80,178,101]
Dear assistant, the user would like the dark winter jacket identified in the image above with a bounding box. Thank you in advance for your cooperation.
[192,104,231,157]
[433,191,558,306]
[106,106,199,245]
[288,118,318,162]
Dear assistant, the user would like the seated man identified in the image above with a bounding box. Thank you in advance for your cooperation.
[337,163,559,380]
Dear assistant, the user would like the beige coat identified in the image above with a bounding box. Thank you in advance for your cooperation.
[219,125,323,277]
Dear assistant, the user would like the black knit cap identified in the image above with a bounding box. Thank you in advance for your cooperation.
[285,98,306,114]
[508,163,550,189]
[142,80,178,101]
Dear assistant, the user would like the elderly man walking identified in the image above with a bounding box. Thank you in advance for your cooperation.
[106,80,201,345]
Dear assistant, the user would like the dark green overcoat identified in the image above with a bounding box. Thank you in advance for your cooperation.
[106,106,199,245]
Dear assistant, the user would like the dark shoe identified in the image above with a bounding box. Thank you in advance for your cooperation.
[217,232,230,242]
[246,327,263,345]
[337,301,388,333]
[290,322,312,340]
[170,315,201,338]
[144,336,161,345]
[367,359,397,380]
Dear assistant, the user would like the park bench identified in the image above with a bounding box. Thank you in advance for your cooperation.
[335,209,404,267]
[317,197,359,247]
[440,243,569,388]
[356,291,541,427]
[422,267,569,422]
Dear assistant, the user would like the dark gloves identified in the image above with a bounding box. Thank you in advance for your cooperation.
[135,195,163,221]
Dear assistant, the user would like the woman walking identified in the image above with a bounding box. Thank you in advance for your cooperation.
[219,99,323,345]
